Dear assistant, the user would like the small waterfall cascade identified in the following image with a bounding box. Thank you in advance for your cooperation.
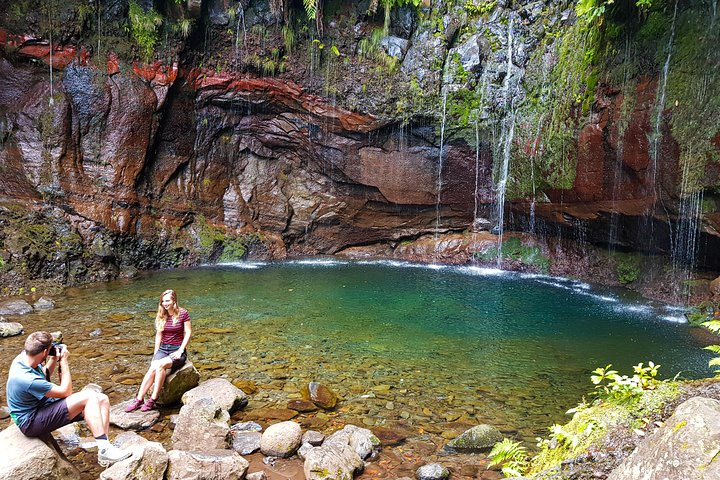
[473,118,481,227]
[235,5,247,65]
[494,18,517,266]
[434,89,448,239]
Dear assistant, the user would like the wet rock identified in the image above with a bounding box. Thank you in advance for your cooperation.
[246,472,268,480]
[181,377,247,412]
[231,421,263,432]
[0,300,33,315]
[444,424,504,453]
[372,426,409,446]
[380,36,409,59]
[172,398,230,451]
[608,396,720,480]
[260,421,302,458]
[0,424,80,480]
[288,399,318,412]
[303,443,364,480]
[243,408,298,421]
[100,432,167,480]
[110,400,161,430]
[233,379,259,394]
[416,463,450,480]
[230,431,262,455]
[325,424,381,460]
[157,362,201,406]
[33,297,55,310]
[0,321,24,337]
[303,382,338,410]
[166,449,249,480]
[302,430,325,446]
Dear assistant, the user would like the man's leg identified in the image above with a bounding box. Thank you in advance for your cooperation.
[65,390,105,437]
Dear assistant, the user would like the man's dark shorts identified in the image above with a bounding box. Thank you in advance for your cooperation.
[20,398,83,437]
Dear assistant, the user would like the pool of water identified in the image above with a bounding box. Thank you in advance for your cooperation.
[0,259,712,442]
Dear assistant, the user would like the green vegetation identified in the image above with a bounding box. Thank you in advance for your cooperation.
[194,215,250,262]
[612,252,642,284]
[488,438,528,477]
[127,0,163,61]
[475,237,550,272]
[701,314,720,376]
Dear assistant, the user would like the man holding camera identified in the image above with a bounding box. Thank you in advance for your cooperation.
[6,331,131,467]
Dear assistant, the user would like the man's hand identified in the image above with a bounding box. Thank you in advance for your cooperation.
[59,346,70,363]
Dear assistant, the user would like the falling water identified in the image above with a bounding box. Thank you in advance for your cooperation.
[494,18,516,266]
[528,113,544,235]
[48,2,54,106]
[434,90,448,238]
[473,117,480,225]
[235,6,247,66]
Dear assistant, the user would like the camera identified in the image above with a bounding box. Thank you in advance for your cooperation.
[48,342,64,357]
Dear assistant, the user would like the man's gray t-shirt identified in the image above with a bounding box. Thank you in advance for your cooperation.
[6,353,54,428]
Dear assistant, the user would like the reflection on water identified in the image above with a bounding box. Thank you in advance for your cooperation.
[0,260,712,442]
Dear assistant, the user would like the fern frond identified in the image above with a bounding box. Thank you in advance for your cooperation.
[704,345,720,354]
[303,0,317,20]
[488,438,527,467]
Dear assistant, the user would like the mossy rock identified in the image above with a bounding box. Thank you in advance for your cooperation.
[444,424,504,453]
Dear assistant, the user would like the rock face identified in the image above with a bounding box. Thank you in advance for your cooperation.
[607,396,720,480]
[100,432,168,480]
[0,424,80,480]
[157,362,201,406]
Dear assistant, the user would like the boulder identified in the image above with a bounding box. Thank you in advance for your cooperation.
[246,472,268,480]
[166,450,249,480]
[0,407,10,420]
[0,321,24,337]
[100,432,168,480]
[180,377,247,412]
[172,398,230,451]
[325,424,380,460]
[260,421,302,458]
[710,276,720,300]
[0,424,80,480]
[33,297,55,310]
[444,424,504,453]
[302,430,325,446]
[608,396,720,480]
[303,443,364,480]
[230,431,261,455]
[157,362,201,406]
[0,300,33,316]
[110,400,161,430]
[303,382,338,410]
[416,463,450,480]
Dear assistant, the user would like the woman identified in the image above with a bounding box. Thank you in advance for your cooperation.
[125,289,192,412]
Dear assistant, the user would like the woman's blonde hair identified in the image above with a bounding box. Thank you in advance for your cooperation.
[155,289,179,332]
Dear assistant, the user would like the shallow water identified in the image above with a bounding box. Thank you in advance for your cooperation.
[0,260,712,444]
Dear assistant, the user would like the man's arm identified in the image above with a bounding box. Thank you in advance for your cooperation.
[45,349,72,398]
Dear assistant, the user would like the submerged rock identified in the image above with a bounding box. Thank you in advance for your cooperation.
[303,382,338,410]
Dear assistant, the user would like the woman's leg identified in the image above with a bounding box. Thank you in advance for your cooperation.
[150,358,173,400]
[136,365,157,400]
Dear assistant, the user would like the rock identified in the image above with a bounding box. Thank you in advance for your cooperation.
[166,450,249,480]
[298,442,315,460]
[172,398,230,451]
[303,443,364,480]
[416,463,450,480]
[230,421,262,432]
[444,424,504,453]
[380,36,409,59]
[181,377,247,412]
[302,430,325,446]
[230,431,261,455]
[100,432,168,480]
[157,362,201,406]
[0,321,24,337]
[287,399,318,412]
[303,382,338,410]
[0,424,80,480]
[243,408,298,421]
[325,424,380,460]
[33,297,55,310]
[710,276,720,299]
[53,423,81,447]
[608,396,720,480]
[90,328,102,337]
[260,421,302,458]
[246,472,267,480]
[0,300,33,316]
[110,400,161,430]
[0,407,10,420]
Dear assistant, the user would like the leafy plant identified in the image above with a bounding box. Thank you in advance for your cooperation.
[128,0,162,61]
[591,362,660,401]
[488,438,528,477]
[702,314,720,375]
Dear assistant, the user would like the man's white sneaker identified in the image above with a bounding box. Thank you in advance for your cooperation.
[98,445,131,467]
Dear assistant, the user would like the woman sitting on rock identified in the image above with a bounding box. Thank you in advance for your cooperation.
[125,289,192,412]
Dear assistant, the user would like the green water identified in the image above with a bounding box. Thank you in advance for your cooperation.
[1,260,712,441]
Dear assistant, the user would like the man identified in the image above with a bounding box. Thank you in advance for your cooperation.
[6,331,131,467]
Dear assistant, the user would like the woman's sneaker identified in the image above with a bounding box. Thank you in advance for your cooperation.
[98,445,131,467]
[124,398,143,413]
[140,398,156,412]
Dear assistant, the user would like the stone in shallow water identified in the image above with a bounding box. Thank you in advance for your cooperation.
[33,297,55,310]
[0,321,24,337]
[444,424,504,453]
[287,399,317,412]
[416,463,450,480]
[302,382,338,410]
[0,300,33,315]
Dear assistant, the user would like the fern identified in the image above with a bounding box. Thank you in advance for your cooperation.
[303,0,317,20]
[488,438,528,477]
[702,319,720,376]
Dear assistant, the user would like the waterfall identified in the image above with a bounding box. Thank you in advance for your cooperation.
[494,18,516,266]
[473,118,480,227]
[435,90,448,238]
[235,5,247,66]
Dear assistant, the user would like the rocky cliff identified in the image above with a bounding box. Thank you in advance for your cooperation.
[0,0,718,299]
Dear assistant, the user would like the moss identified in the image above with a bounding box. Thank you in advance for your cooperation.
[475,237,550,272]
[612,252,642,284]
